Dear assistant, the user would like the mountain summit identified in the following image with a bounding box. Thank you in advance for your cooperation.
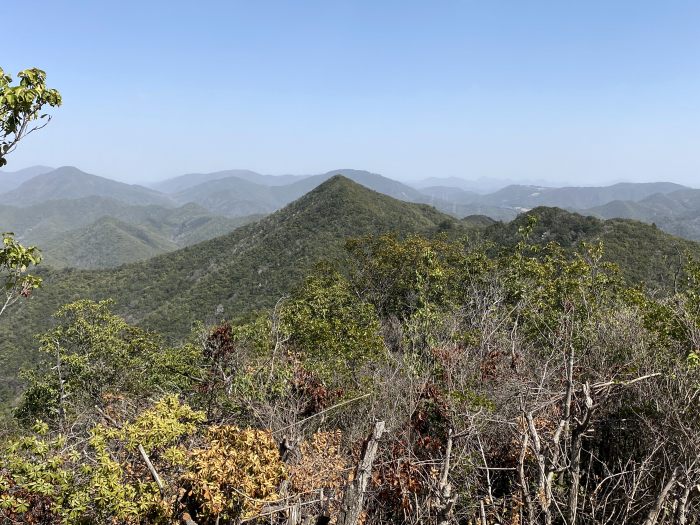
[0,166,174,207]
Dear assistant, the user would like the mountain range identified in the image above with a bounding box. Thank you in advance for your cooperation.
[2,174,699,406]
[0,194,259,268]
[1,165,700,270]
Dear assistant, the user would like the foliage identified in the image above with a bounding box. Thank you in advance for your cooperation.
[14,300,178,426]
[0,67,61,167]
[288,430,350,516]
[1,396,205,524]
[0,232,41,318]
[5,180,700,523]
[281,265,385,383]
[184,426,285,522]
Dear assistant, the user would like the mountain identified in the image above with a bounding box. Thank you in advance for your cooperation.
[0,165,54,193]
[163,169,470,219]
[159,170,689,226]
[415,186,517,220]
[3,178,699,389]
[286,169,428,202]
[483,206,700,287]
[152,169,309,194]
[587,188,700,242]
[43,217,179,269]
[1,177,699,406]
[0,166,175,207]
[0,197,261,267]
[461,214,498,228]
[409,176,556,193]
[0,175,459,403]
[479,182,688,210]
[410,186,479,206]
[172,176,285,217]
[168,169,438,218]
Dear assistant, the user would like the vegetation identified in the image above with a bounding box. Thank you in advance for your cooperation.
[2,181,699,408]
[484,206,700,288]
[0,67,61,168]
[3,144,700,523]
[3,216,700,523]
[0,176,459,405]
[0,232,41,318]
[4,58,700,524]
[0,196,261,268]
[589,188,700,242]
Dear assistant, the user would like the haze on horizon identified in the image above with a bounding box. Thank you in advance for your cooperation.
[3,1,700,187]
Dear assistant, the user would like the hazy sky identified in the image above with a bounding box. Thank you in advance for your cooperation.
[3,1,700,185]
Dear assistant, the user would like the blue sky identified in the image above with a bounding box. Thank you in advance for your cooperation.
[3,1,700,185]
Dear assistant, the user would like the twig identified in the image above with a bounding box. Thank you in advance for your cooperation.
[138,444,164,494]
[274,393,370,435]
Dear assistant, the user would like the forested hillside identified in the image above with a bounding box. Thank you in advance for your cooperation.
[0,200,259,268]
[2,177,699,408]
[0,176,458,404]
[3,185,700,523]
[589,188,700,241]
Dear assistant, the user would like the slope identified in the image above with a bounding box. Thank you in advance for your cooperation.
[0,165,54,193]
[42,217,179,269]
[586,189,700,241]
[0,176,459,402]
[0,198,260,267]
[172,176,284,216]
[482,206,700,288]
[153,169,308,193]
[172,169,463,218]
[0,166,174,207]
[480,182,688,210]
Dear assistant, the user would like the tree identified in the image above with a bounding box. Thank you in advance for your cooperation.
[0,232,41,317]
[0,66,61,167]
[0,66,60,318]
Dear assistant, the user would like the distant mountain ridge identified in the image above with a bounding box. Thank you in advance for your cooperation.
[152,169,310,193]
[165,169,438,218]
[0,196,261,268]
[478,182,688,210]
[0,166,175,207]
[0,165,54,193]
[3,164,700,250]
[588,188,700,241]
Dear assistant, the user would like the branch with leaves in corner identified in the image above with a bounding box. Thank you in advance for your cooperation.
[0,66,62,167]
[0,232,41,317]
[0,66,59,315]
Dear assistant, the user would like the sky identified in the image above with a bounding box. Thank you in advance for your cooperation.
[3,0,700,186]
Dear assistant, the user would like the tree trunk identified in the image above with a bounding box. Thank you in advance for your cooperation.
[437,430,457,525]
[337,421,385,525]
[643,466,679,525]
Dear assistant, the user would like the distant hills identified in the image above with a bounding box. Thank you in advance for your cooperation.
[0,165,54,193]
[0,168,262,267]
[162,168,440,218]
[588,188,700,241]
[2,165,700,269]
[0,195,259,268]
[1,166,174,207]
[152,169,309,193]
[478,181,687,210]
